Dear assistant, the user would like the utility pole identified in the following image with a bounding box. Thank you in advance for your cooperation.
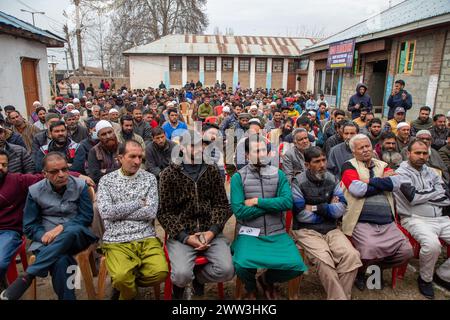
[64,50,70,77]
[20,9,45,27]
[74,0,83,75]
[48,55,57,100]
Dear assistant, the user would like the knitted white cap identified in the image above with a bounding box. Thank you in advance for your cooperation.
[416,129,431,137]
[223,106,231,113]
[95,120,113,133]
[397,122,410,130]
[32,101,41,107]
[71,109,80,115]
[249,105,258,111]
[72,98,80,103]
[109,108,119,114]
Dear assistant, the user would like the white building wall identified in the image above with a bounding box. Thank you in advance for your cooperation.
[307,60,315,92]
[250,57,256,90]
[216,57,222,82]
[182,56,188,85]
[128,55,169,89]
[0,34,50,117]
[282,58,289,89]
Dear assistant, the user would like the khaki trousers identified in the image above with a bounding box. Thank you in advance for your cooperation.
[292,228,362,300]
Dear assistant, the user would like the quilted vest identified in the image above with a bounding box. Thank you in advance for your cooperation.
[293,171,338,234]
[237,164,285,236]
[28,176,87,232]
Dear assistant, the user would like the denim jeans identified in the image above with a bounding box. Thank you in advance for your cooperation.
[0,230,23,280]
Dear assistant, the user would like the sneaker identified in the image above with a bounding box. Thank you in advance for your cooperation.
[110,288,120,300]
[192,277,205,296]
[0,273,34,300]
[354,273,366,291]
[433,273,450,291]
[418,275,434,299]
[172,285,185,300]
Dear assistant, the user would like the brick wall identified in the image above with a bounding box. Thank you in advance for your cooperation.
[271,73,283,90]
[221,72,233,89]
[340,69,360,110]
[391,28,448,118]
[435,29,450,115]
[204,72,216,86]
[170,71,182,86]
[255,73,266,88]
[187,71,200,83]
[68,76,130,91]
[238,72,250,88]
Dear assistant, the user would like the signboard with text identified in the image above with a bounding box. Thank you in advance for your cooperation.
[326,39,356,69]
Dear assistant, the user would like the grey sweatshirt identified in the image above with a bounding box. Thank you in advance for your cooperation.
[394,161,450,218]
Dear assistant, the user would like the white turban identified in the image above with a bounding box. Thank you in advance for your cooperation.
[396,122,410,130]
[95,120,113,133]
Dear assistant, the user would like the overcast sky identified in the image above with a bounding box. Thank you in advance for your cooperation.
[0,0,404,69]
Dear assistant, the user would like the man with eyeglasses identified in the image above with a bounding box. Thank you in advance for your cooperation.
[1,152,97,300]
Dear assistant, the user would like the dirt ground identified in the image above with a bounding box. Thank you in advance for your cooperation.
[16,213,450,301]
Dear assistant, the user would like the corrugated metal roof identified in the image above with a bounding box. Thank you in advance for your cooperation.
[0,10,65,46]
[123,34,314,57]
[303,0,450,53]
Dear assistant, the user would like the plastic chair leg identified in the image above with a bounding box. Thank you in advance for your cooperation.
[96,256,108,300]
[288,276,300,300]
[76,250,97,300]
[217,282,224,299]
[28,255,37,300]
[234,277,243,300]
[164,276,172,300]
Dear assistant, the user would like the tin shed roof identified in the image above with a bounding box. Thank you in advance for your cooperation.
[302,0,450,54]
[124,34,315,57]
[0,10,65,47]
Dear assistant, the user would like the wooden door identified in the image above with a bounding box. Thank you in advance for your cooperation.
[21,58,40,117]
[287,73,297,91]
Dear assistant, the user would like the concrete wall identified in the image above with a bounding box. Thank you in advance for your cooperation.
[0,34,50,117]
[238,71,250,88]
[255,73,266,89]
[128,55,169,89]
[435,29,450,115]
[340,69,360,109]
[170,71,182,86]
[390,28,448,118]
[67,76,130,91]
[222,72,233,89]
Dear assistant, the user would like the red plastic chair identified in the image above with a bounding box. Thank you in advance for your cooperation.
[214,106,224,116]
[6,237,28,284]
[345,234,400,289]
[204,116,218,125]
[163,234,225,300]
[392,222,450,287]
[278,143,284,169]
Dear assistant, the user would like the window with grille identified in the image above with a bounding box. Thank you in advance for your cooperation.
[222,58,233,71]
[398,41,416,74]
[239,58,250,72]
[169,57,182,71]
[205,58,216,71]
[255,59,267,72]
[187,57,199,71]
[272,59,283,73]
